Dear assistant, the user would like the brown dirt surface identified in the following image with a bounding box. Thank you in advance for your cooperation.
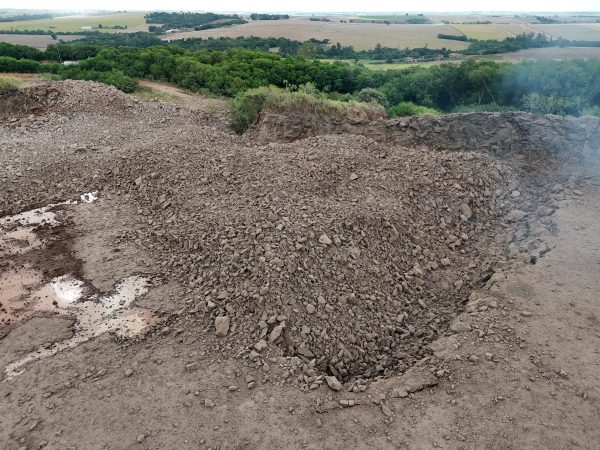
[0,80,599,449]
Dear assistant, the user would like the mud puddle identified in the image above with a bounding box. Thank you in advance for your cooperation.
[0,194,159,380]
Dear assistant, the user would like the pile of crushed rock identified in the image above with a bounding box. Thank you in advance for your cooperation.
[0,81,558,384]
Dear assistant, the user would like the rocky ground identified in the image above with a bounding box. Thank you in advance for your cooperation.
[0,80,598,449]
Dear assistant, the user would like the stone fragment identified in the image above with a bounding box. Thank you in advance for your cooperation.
[318,234,332,246]
[215,316,230,337]
[325,375,342,391]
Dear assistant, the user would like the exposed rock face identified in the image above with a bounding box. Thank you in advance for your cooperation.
[251,111,600,165]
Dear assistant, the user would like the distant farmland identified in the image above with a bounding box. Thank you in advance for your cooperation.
[0,12,147,32]
[0,34,82,49]
[165,17,470,51]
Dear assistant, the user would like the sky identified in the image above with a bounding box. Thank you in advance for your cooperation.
[3,1,600,12]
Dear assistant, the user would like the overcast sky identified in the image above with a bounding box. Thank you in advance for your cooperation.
[4,1,600,12]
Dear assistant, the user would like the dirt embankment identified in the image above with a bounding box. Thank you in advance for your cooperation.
[250,110,600,164]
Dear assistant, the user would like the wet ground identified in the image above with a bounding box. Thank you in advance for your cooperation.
[0,194,158,381]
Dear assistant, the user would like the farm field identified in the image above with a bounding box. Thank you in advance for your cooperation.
[0,34,82,49]
[320,45,600,71]
[450,23,510,40]
[528,23,600,40]
[0,12,147,32]
[165,17,469,50]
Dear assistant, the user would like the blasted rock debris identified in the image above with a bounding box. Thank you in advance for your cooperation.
[0,81,560,383]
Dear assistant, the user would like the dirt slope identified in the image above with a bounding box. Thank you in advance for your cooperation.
[0,81,598,449]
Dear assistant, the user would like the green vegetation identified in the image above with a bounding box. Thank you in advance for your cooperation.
[144,12,246,32]
[249,13,289,20]
[0,76,22,93]
[583,106,600,117]
[437,34,469,42]
[463,32,600,55]
[0,40,599,118]
[230,84,382,133]
[357,87,389,108]
[388,101,440,117]
[0,13,52,23]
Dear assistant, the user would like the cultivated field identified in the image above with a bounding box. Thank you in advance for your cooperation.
[0,12,147,32]
[166,14,600,50]
[0,33,82,49]
[165,17,469,50]
[451,23,510,40]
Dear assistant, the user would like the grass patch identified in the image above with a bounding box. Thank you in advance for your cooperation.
[132,86,177,103]
[0,75,23,93]
[388,101,440,117]
[582,105,600,118]
[230,85,384,133]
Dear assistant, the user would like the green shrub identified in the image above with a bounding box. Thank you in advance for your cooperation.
[582,105,600,118]
[99,69,137,93]
[357,87,389,108]
[520,93,584,116]
[0,56,43,73]
[0,76,21,94]
[230,85,384,133]
[58,68,137,93]
[388,101,440,117]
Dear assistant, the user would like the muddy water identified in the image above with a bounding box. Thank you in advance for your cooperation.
[4,275,158,380]
[0,196,159,380]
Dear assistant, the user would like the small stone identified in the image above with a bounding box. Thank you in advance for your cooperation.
[349,172,359,181]
[318,234,332,246]
[204,399,215,408]
[306,304,316,314]
[450,319,471,333]
[136,434,145,443]
[124,368,134,377]
[440,257,451,267]
[159,326,171,336]
[558,369,568,379]
[254,339,268,352]
[520,310,533,317]
[269,323,285,342]
[381,404,393,417]
[297,347,314,358]
[215,316,230,337]
[186,362,200,372]
[324,376,342,391]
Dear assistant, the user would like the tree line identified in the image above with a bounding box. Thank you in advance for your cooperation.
[1,41,598,117]
[144,12,246,31]
[249,14,290,20]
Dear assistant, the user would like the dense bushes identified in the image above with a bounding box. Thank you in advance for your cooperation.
[0,43,44,61]
[0,56,55,73]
